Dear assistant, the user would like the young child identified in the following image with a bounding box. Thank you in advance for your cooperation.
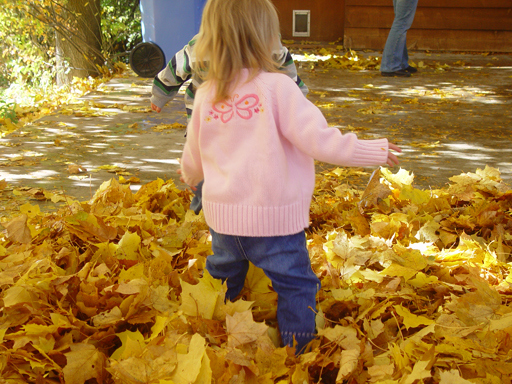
[150,35,309,118]
[150,34,308,214]
[179,0,401,354]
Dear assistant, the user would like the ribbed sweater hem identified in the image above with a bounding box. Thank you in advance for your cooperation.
[203,199,311,237]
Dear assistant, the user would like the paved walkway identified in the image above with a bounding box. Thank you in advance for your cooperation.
[1,50,511,206]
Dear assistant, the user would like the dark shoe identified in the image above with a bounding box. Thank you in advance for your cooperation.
[381,69,411,77]
[405,66,418,73]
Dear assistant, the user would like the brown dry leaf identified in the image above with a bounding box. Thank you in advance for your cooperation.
[4,213,32,243]
[67,163,87,174]
[119,176,141,184]
[358,168,392,212]
[63,344,106,384]
[439,370,473,383]
[336,349,360,381]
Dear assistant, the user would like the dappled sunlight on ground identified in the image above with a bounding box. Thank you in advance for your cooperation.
[0,51,511,204]
[299,51,512,189]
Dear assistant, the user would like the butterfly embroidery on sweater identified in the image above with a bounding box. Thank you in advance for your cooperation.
[207,94,262,123]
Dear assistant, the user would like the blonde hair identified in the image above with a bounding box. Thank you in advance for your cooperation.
[193,0,281,103]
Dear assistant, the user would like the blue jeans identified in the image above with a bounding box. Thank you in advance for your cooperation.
[380,0,418,72]
[206,229,320,354]
[190,180,203,214]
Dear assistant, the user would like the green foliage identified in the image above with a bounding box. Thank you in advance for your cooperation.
[0,1,55,94]
[0,99,17,123]
[101,0,142,62]
[0,0,141,104]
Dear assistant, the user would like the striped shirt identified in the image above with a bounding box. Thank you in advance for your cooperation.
[150,35,309,120]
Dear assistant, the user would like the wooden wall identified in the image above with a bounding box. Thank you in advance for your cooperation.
[272,0,345,42]
[344,0,512,52]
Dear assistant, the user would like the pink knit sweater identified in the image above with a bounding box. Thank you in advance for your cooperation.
[181,70,389,236]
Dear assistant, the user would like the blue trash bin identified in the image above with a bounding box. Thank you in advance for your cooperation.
[130,0,207,78]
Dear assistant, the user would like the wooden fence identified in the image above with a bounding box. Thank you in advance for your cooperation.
[344,0,512,52]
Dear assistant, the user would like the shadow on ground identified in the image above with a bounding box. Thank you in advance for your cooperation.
[1,50,511,209]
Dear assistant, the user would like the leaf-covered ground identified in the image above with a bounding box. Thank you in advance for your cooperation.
[2,49,511,204]
[1,164,511,384]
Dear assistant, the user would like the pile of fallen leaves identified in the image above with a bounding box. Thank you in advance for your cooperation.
[1,165,512,384]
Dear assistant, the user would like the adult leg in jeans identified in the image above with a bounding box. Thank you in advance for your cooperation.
[380,0,419,73]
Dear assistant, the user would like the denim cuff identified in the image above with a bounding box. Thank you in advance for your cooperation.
[281,331,316,354]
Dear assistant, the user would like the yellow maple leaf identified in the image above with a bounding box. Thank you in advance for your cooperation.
[416,219,440,243]
[394,305,434,329]
[399,185,431,205]
[291,363,310,384]
[150,285,178,314]
[490,312,512,331]
[171,333,209,384]
[226,310,268,348]
[381,263,417,281]
[115,278,148,295]
[407,272,438,288]
[255,347,289,378]
[108,357,155,384]
[180,269,226,320]
[380,167,414,188]
[242,264,278,320]
[392,248,428,271]
[439,370,472,384]
[367,363,394,382]
[92,306,123,327]
[364,318,385,339]
[435,343,472,362]
[148,315,169,341]
[317,325,359,350]
[63,344,105,384]
[244,264,272,294]
[44,190,71,203]
[115,231,141,260]
[110,330,145,360]
[224,299,254,317]
[20,203,40,218]
[94,242,119,263]
[3,277,36,305]
[437,228,459,247]
[402,359,431,384]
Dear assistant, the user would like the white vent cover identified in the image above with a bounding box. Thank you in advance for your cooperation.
[293,10,310,37]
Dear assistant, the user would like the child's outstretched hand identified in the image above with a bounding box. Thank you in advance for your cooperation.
[151,103,161,113]
[176,169,197,191]
[387,142,401,167]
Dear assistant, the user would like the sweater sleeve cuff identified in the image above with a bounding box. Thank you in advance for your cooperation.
[150,95,168,109]
[183,175,202,188]
[351,138,389,166]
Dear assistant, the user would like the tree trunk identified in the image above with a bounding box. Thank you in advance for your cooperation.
[56,0,103,85]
